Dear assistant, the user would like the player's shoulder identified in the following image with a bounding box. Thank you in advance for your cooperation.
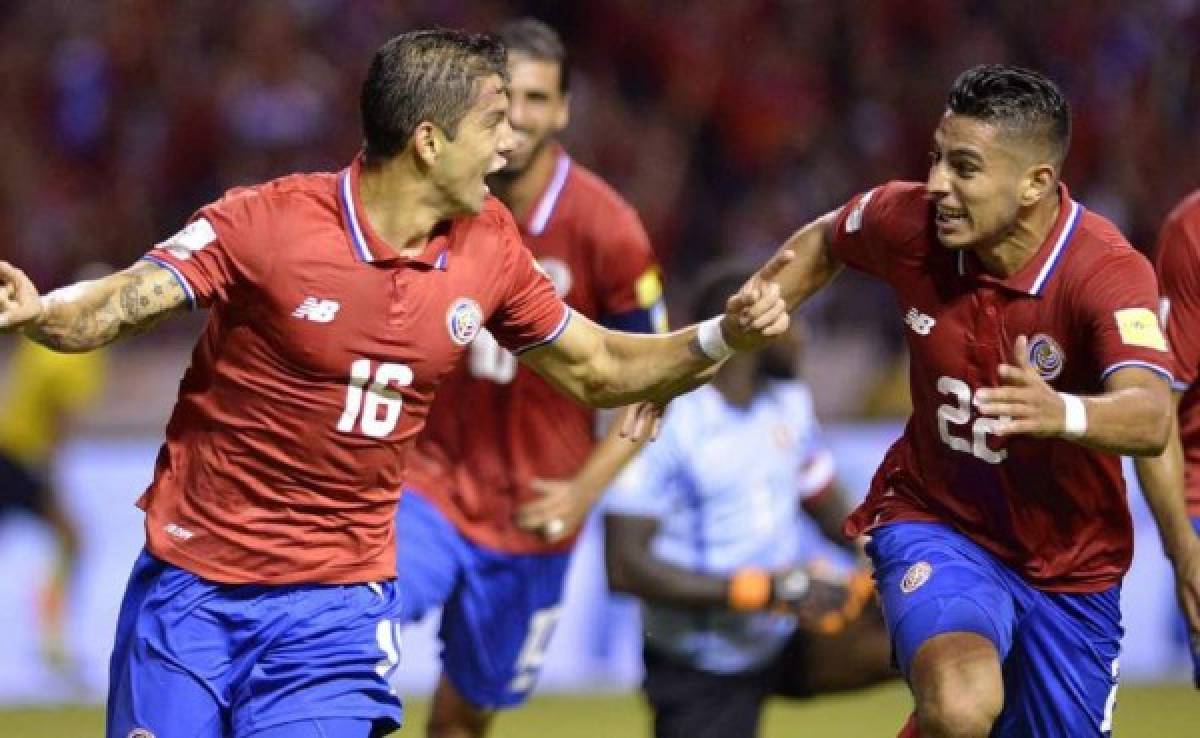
[209,170,339,221]
[766,380,815,411]
[1072,206,1149,269]
[1164,189,1200,232]
[475,195,520,233]
[663,385,723,437]
[764,380,819,427]
[1157,189,1200,263]
[559,160,645,233]
[564,161,635,213]
[842,180,929,241]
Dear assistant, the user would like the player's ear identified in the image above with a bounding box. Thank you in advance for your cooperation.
[412,121,441,168]
[1019,163,1056,207]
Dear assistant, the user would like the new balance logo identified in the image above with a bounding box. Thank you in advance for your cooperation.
[292,297,341,323]
[905,307,936,335]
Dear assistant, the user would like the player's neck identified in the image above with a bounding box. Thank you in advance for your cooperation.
[488,142,560,221]
[358,161,446,259]
[973,194,1062,278]
[713,359,759,408]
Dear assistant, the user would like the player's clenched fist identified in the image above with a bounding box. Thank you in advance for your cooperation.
[0,261,42,332]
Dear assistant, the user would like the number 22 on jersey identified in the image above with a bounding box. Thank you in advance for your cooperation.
[936,375,1008,464]
[338,359,413,438]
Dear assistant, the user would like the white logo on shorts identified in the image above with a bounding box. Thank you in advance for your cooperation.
[128,729,156,738]
[901,561,932,594]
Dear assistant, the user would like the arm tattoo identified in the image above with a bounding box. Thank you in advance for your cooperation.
[30,263,188,351]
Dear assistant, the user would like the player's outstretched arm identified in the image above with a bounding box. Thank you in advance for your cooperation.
[520,220,843,411]
[518,252,791,408]
[0,260,188,352]
[977,336,1172,456]
[762,210,844,312]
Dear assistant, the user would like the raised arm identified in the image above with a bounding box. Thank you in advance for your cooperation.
[0,260,188,352]
[518,213,843,409]
[765,210,844,311]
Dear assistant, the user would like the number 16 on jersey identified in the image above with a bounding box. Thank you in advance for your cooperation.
[338,359,414,438]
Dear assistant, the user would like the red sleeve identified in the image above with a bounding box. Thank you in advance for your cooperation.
[1156,206,1200,389]
[1080,248,1175,384]
[142,186,275,309]
[827,180,924,280]
[487,213,571,354]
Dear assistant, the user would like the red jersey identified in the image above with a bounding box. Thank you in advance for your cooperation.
[839,181,1173,591]
[137,157,569,584]
[405,150,663,553]
[1154,190,1200,517]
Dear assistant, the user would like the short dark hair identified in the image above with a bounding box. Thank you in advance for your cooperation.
[947,64,1071,167]
[497,17,570,93]
[360,29,507,164]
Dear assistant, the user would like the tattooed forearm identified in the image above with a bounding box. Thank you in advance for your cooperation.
[24,262,188,352]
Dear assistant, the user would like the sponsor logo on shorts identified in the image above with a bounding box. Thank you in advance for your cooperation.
[128,729,156,738]
[901,561,932,594]
[1028,333,1065,381]
[446,298,483,346]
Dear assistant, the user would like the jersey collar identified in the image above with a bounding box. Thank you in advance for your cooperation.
[522,148,571,236]
[338,156,451,270]
[956,183,1082,296]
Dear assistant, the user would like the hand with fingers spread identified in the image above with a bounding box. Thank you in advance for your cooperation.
[0,261,43,333]
[719,249,796,352]
[516,477,592,543]
[976,335,1070,439]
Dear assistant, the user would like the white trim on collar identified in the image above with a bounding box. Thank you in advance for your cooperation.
[528,154,571,236]
[340,170,374,262]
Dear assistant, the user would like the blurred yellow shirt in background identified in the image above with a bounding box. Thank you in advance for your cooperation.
[0,339,108,468]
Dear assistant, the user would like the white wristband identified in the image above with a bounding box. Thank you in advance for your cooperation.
[1058,392,1087,440]
[696,316,734,362]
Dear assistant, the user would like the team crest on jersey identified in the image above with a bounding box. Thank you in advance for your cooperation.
[537,258,573,297]
[901,561,932,594]
[1028,333,1065,381]
[446,298,483,346]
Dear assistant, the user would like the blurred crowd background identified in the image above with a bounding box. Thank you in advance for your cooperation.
[1,0,1199,420]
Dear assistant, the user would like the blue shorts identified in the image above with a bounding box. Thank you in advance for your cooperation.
[867,522,1122,738]
[395,490,571,709]
[107,549,404,738]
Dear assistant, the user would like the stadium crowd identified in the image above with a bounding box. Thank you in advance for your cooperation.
[1,0,1198,402]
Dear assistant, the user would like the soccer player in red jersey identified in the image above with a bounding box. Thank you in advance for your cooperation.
[741,65,1175,737]
[0,30,789,738]
[1134,190,1200,688]
[394,20,669,738]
